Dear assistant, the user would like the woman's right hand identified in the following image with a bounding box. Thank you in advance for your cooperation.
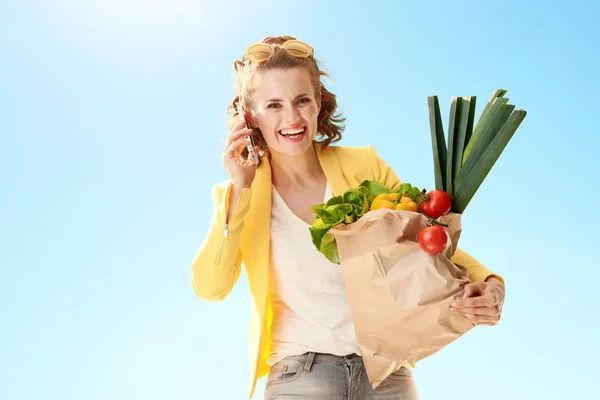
[222,118,259,189]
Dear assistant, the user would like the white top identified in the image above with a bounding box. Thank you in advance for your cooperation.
[267,182,362,367]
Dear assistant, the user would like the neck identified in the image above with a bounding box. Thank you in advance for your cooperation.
[269,143,324,187]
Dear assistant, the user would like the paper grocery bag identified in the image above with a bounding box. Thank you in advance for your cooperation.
[330,209,474,388]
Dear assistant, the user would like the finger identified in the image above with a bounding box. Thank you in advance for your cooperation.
[225,136,250,158]
[225,127,252,147]
[224,129,253,150]
[225,138,258,164]
[454,282,484,301]
[224,118,251,144]
[238,147,260,168]
[454,292,495,308]
[451,305,499,317]
[459,311,500,326]
[465,282,486,295]
[229,118,248,134]
[472,320,498,326]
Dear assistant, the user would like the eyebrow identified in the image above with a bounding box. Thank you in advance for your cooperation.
[264,93,310,103]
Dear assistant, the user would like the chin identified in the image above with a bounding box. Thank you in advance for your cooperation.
[270,129,316,156]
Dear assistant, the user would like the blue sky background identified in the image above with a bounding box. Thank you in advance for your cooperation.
[1,1,599,399]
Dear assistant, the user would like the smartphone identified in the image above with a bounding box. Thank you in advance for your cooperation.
[237,104,259,165]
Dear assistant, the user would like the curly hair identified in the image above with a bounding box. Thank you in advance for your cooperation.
[227,35,345,157]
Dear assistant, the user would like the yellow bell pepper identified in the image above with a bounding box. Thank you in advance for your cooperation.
[396,200,419,212]
[370,193,399,211]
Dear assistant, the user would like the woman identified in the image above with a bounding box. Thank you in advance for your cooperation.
[190,35,506,400]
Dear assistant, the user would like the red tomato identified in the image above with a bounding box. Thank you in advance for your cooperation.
[418,225,448,254]
[419,190,452,219]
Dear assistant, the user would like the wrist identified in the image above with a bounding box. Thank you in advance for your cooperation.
[230,179,252,191]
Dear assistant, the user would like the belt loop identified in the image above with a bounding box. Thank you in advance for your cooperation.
[303,352,316,373]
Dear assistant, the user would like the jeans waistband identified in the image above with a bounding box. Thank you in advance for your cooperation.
[286,352,363,372]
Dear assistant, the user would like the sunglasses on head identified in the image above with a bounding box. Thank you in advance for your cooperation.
[243,40,314,63]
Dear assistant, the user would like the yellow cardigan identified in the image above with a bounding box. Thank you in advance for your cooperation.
[190,142,504,399]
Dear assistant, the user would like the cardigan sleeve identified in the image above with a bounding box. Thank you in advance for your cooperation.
[189,181,253,301]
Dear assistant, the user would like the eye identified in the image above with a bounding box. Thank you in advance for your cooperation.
[298,97,311,104]
[267,103,281,109]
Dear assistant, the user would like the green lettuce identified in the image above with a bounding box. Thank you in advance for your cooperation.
[309,180,424,264]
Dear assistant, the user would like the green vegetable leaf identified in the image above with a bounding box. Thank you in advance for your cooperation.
[343,186,369,204]
[309,217,330,251]
[344,213,356,224]
[320,232,340,264]
[309,203,325,216]
[343,186,370,217]
[320,204,354,225]
[359,180,393,197]
[397,183,422,198]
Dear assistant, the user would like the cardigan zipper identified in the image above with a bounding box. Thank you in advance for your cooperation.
[216,223,228,265]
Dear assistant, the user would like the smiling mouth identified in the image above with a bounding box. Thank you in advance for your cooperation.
[278,126,306,139]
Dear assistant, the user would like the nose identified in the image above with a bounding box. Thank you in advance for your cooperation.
[284,104,301,123]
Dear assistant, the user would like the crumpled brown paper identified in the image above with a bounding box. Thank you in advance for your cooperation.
[330,209,474,388]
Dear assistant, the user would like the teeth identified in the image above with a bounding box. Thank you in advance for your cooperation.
[280,127,305,135]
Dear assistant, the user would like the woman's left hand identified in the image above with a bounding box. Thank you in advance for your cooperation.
[449,277,506,326]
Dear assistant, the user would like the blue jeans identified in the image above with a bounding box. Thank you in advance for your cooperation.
[264,352,419,399]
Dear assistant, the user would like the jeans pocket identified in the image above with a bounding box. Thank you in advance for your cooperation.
[266,359,303,387]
